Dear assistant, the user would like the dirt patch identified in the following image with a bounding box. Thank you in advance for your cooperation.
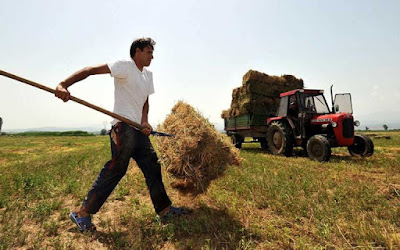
[16,195,108,249]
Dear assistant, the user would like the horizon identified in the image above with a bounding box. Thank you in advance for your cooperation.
[2,119,400,133]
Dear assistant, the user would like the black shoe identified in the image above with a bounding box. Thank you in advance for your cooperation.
[160,206,190,221]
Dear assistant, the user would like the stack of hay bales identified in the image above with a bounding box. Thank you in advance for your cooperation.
[221,70,304,118]
[156,101,242,195]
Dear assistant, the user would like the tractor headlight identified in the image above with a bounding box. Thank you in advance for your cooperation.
[331,122,337,128]
[354,120,360,127]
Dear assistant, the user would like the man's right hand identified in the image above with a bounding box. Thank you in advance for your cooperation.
[55,83,71,102]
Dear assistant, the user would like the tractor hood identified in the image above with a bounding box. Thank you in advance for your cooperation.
[310,113,353,126]
[311,113,355,146]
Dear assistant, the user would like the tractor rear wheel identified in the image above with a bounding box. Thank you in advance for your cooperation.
[231,134,244,149]
[307,135,331,162]
[348,134,374,157]
[267,121,293,156]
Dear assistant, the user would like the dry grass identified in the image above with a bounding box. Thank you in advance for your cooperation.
[156,101,242,195]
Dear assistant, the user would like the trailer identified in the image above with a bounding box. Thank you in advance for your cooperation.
[223,87,374,161]
[224,113,271,150]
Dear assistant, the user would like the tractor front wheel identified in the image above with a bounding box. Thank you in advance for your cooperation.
[348,134,374,157]
[307,135,331,162]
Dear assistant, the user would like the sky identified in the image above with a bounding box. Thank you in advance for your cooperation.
[1,0,399,132]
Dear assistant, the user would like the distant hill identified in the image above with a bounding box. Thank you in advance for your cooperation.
[15,131,95,136]
[3,126,105,134]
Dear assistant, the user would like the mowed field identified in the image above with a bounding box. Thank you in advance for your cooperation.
[0,131,400,249]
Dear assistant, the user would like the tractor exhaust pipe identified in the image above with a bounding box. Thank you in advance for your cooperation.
[330,85,335,113]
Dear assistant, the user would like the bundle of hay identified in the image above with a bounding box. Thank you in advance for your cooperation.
[156,101,242,195]
[221,70,304,118]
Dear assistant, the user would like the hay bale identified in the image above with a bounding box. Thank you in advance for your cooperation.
[221,109,230,119]
[242,70,270,84]
[241,97,280,114]
[242,70,304,90]
[156,101,242,195]
[222,70,304,118]
[244,76,303,97]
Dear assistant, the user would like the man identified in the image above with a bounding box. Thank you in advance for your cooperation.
[55,37,184,232]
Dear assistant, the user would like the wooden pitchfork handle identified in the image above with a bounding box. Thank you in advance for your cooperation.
[0,69,174,137]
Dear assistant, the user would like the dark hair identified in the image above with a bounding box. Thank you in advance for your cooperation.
[130,37,156,59]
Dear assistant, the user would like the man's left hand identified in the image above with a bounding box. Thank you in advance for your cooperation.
[141,121,153,136]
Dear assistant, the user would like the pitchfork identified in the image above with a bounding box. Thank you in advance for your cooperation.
[0,70,174,137]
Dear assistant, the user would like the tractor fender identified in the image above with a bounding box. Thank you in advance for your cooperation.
[268,117,300,145]
[268,117,296,134]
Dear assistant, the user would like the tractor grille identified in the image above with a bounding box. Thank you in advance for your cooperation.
[342,118,354,138]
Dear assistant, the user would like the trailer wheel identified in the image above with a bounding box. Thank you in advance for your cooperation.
[231,134,243,149]
[348,134,374,157]
[267,121,293,156]
[307,135,331,162]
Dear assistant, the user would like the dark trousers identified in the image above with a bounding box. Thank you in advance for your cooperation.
[82,122,172,214]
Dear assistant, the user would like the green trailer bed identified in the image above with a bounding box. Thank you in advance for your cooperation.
[224,113,270,133]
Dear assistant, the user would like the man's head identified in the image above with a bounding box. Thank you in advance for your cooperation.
[130,37,155,68]
[289,96,297,111]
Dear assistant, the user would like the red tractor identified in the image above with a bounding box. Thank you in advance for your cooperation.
[266,87,374,161]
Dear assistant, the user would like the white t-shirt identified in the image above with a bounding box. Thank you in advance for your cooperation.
[107,60,155,125]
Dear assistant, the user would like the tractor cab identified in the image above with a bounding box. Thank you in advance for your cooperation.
[277,88,354,116]
[273,89,333,142]
[278,89,331,116]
